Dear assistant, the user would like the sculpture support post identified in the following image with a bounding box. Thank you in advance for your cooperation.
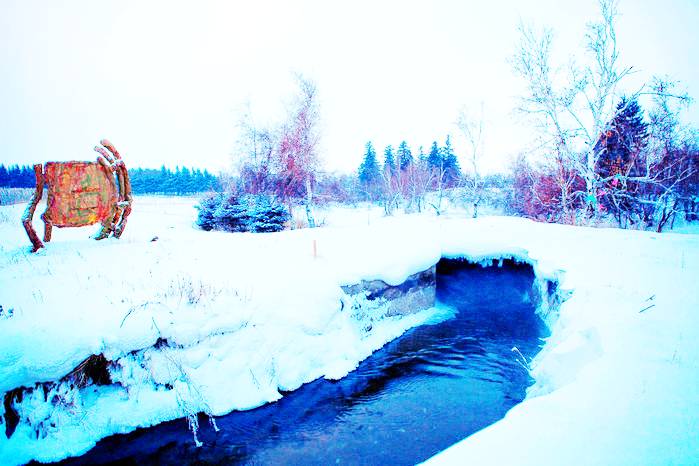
[114,162,132,238]
[22,164,45,252]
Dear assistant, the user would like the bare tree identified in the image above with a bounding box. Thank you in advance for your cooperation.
[234,100,276,195]
[513,0,634,220]
[456,104,486,217]
[381,165,402,215]
[274,74,322,227]
[637,79,694,230]
[406,160,435,213]
[427,156,447,216]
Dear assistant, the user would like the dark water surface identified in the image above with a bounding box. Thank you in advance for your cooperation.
[58,259,547,466]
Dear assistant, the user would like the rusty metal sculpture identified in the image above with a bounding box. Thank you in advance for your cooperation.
[22,139,132,252]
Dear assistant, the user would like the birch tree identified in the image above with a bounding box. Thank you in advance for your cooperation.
[276,74,321,227]
[456,105,486,217]
[513,0,633,219]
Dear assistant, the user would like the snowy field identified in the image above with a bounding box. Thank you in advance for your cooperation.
[1,196,698,465]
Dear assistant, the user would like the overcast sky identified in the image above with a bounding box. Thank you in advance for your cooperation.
[1,0,697,174]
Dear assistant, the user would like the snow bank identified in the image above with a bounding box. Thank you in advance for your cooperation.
[0,198,444,464]
[425,219,699,466]
[1,198,697,465]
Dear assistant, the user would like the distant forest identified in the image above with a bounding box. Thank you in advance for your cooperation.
[0,164,220,195]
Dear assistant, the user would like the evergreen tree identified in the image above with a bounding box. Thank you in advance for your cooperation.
[8,165,20,187]
[159,166,172,194]
[0,165,8,187]
[198,193,289,233]
[597,96,648,178]
[427,141,442,171]
[178,167,192,194]
[24,165,35,187]
[383,145,396,175]
[129,166,219,195]
[397,141,413,170]
[195,194,221,230]
[442,135,461,185]
[201,169,218,191]
[596,96,649,223]
[358,141,381,186]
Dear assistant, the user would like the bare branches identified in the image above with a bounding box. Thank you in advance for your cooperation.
[512,0,642,220]
[232,74,323,227]
[456,105,486,217]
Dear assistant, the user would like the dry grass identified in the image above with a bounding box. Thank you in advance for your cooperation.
[0,188,33,206]
[162,275,222,306]
[65,354,112,388]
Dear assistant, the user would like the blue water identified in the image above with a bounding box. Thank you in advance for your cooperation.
[57,259,548,466]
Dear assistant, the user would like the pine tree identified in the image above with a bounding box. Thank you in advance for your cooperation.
[8,165,20,187]
[427,141,442,171]
[179,167,193,194]
[598,96,648,178]
[596,96,649,224]
[397,141,413,170]
[0,164,8,187]
[442,135,461,185]
[199,194,289,233]
[358,141,380,186]
[196,194,220,230]
[383,145,396,176]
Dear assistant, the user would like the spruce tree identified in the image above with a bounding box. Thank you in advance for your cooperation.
[605,96,648,169]
[8,165,20,187]
[596,96,648,185]
[427,141,442,171]
[397,141,413,170]
[0,165,8,187]
[383,145,396,175]
[596,96,649,223]
[442,135,461,185]
[358,141,380,186]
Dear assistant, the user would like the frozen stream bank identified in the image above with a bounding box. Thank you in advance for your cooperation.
[56,260,549,465]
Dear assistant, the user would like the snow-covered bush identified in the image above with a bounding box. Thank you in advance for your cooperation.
[195,195,220,231]
[196,193,290,233]
[212,195,249,232]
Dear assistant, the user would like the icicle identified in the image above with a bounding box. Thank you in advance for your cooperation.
[187,413,203,447]
[209,415,220,432]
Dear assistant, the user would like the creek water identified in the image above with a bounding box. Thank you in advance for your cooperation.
[58,259,548,466]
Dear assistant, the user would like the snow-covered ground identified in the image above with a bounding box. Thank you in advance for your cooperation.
[1,197,698,465]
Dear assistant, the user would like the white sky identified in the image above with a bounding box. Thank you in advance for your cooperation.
[1,0,697,174]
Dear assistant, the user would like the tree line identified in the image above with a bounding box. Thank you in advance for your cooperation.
[129,167,220,195]
[0,165,37,188]
[0,164,220,195]
[357,138,461,214]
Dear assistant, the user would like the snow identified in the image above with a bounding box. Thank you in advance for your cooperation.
[425,220,699,466]
[1,197,698,465]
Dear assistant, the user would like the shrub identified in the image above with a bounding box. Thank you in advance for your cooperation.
[246,195,292,232]
[213,195,249,232]
[195,195,220,231]
[196,193,290,233]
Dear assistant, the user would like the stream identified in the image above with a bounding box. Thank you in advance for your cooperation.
[58,259,548,465]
